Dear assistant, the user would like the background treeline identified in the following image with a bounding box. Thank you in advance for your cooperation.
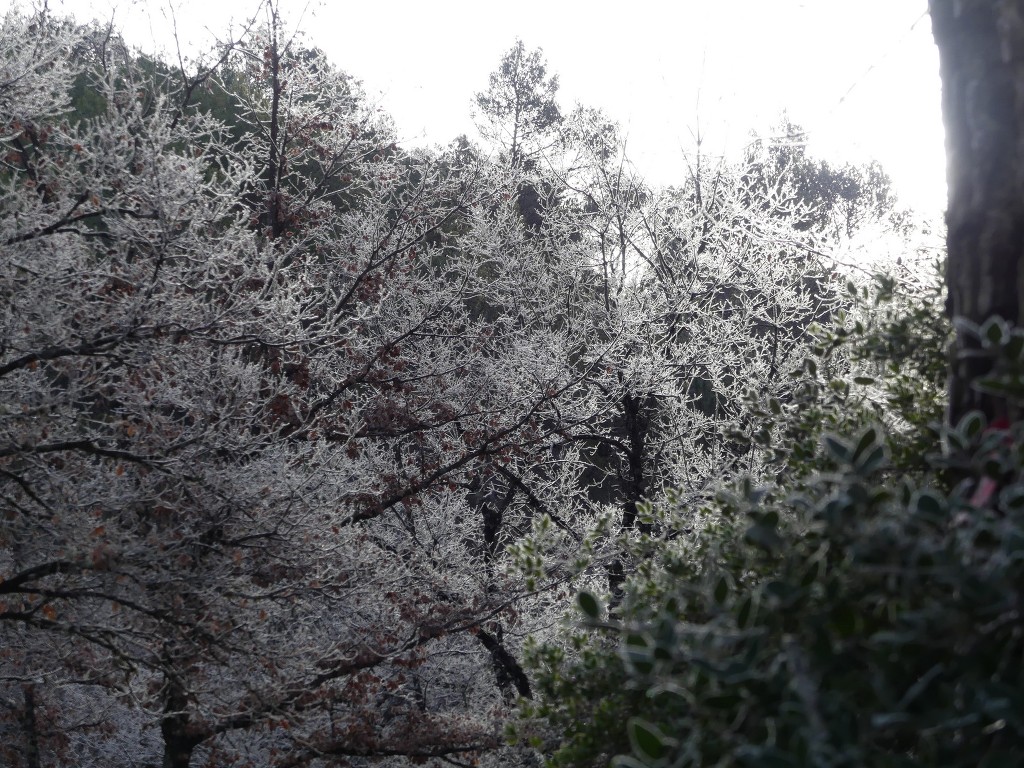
[0,4,937,767]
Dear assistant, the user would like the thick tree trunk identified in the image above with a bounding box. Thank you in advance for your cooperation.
[161,672,201,768]
[930,0,1024,424]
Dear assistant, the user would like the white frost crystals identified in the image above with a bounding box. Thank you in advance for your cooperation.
[0,10,887,768]
[0,10,603,767]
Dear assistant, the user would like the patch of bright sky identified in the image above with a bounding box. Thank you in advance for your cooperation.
[47,0,946,215]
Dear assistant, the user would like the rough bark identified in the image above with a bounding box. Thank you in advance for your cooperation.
[930,0,1024,424]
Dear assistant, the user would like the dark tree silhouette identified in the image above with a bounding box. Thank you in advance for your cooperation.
[930,0,1024,424]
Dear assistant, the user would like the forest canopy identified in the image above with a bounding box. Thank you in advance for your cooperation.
[0,4,961,768]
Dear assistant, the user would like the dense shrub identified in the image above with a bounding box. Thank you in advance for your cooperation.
[517,286,1024,767]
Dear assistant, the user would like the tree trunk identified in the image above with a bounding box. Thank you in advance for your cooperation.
[930,0,1024,424]
[161,672,201,768]
[22,685,40,768]
[477,627,532,700]
[608,393,650,598]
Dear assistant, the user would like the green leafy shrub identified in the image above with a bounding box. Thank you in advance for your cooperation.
[525,412,1024,767]
[517,280,1024,767]
[732,262,949,485]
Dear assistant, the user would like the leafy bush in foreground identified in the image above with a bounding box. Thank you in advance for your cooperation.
[518,304,1024,768]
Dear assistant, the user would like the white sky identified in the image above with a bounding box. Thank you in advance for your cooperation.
[41,0,946,215]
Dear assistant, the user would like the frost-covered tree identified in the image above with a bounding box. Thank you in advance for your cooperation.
[502,102,845,596]
[474,39,562,172]
[0,10,903,768]
[0,8,612,767]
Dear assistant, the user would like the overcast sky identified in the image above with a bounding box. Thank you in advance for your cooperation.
[44,0,945,214]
